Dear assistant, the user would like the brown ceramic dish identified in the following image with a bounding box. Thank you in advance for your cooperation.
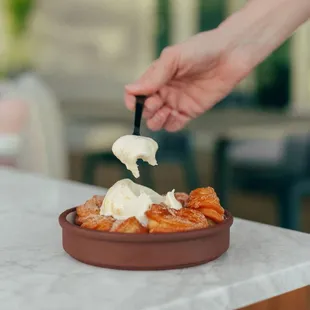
[59,207,233,270]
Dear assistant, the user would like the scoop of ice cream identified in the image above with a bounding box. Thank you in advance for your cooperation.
[100,179,182,225]
[112,135,158,178]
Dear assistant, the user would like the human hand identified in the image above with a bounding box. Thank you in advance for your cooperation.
[125,0,310,132]
[124,29,251,132]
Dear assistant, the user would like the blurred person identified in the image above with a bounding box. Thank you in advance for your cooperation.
[125,0,310,132]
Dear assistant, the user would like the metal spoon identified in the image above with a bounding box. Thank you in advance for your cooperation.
[132,95,146,136]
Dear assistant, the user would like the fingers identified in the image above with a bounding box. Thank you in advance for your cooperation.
[125,47,178,96]
[125,93,191,132]
[143,94,163,119]
[124,92,164,120]
[124,92,136,111]
[146,108,190,132]
[124,45,189,132]
[147,106,171,131]
[163,110,191,132]
[125,90,190,132]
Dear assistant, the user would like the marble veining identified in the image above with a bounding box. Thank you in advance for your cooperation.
[0,167,309,310]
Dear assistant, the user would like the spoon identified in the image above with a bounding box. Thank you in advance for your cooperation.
[112,95,158,178]
[132,95,146,136]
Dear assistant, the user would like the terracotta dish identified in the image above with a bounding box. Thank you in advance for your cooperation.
[59,204,233,270]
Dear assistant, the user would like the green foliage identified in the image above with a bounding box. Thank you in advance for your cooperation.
[199,0,225,30]
[156,0,171,57]
[256,40,290,88]
[256,40,290,109]
[6,0,35,36]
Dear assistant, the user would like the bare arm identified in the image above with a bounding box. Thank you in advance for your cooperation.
[124,0,310,131]
[218,0,310,71]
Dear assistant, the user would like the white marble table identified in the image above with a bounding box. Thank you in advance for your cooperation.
[0,168,309,310]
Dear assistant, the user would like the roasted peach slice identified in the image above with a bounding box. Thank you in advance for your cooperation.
[75,195,105,226]
[110,217,148,234]
[174,192,189,207]
[81,215,115,231]
[76,195,104,218]
[175,208,208,227]
[199,207,224,223]
[146,204,208,233]
[187,187,224,215]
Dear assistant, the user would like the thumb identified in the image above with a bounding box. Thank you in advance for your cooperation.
[125,47,178,95]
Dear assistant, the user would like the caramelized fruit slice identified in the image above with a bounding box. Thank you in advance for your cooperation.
[96,216,115,231]
[148,216,196,233]
[76,195,104,218]
[176,208,208,227]
[174,192,189,207]
[75,215,87,226]
[81,215,115,231]
[150,226,190,233]
[111,217,148,234]
[207,218,216,227]
[147,204,208,233]
[75,195,105,226]
[199,207,224,223]
[92,195,105,206]
[145,204,173,222]
[187,187,224,214]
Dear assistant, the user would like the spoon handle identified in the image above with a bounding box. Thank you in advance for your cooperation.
[133,95,146,136]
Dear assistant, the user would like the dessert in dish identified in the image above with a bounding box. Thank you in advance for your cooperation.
[60,100,233,270]
[112,135,158,178]
[75,179,225,234]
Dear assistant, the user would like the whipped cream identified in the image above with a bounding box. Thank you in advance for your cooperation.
[100,179,182,225]
[112,135,158,178]
[164,190,182,210]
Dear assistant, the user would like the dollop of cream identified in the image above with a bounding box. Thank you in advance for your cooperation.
[100,179,182,225]
[164,189,182,210]
[112,135,158,178]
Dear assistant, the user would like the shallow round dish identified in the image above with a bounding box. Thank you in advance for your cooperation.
[59,208,233,270]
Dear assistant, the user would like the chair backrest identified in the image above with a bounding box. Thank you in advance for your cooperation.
[301,134,310,176]
[5,73,69,179]
[282,133,310,176]
[148,130,195,162]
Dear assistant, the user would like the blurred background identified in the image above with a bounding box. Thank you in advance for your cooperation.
[0,0,310,232]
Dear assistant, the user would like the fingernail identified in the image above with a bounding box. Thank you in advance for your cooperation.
[125,84,140,92]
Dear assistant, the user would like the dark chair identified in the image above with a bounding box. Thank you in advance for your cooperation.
[83,152,133,185]
[214,133,310,230]
[148,130,200,191]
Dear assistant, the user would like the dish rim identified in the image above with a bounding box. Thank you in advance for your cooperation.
[59,207,233,243]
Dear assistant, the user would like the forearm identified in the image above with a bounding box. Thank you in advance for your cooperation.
[218,0,310,69]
